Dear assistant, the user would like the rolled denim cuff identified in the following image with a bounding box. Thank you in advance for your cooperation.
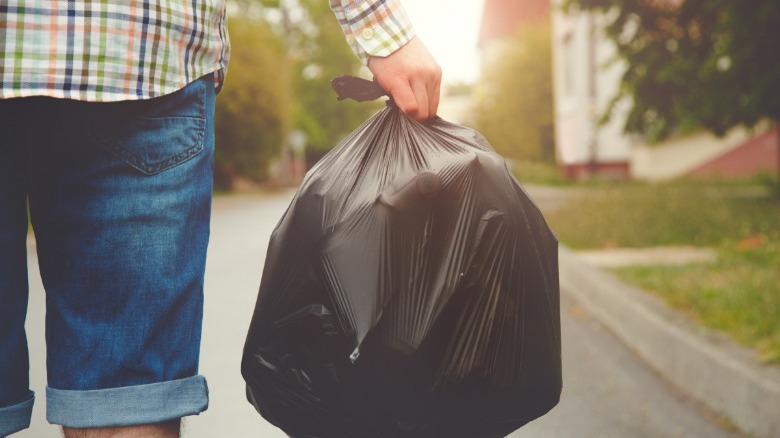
[47,375,208,428]
[0,391,34,436]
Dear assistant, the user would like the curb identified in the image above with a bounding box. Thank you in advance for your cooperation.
[558,246,780,438]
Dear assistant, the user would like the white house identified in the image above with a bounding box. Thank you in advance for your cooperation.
[550,1,778,180]
[551,2,632,179]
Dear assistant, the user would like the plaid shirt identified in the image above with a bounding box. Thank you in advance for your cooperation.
[0,1,230,101]
[330,0,415,65]
[0,1,412,102]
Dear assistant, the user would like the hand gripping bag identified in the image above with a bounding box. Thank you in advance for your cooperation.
[242,77,561,438]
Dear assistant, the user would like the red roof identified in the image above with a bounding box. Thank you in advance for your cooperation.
[688,126,779,179]
[478,0,550,46]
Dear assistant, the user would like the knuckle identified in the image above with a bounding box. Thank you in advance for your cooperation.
[401,101,419,116]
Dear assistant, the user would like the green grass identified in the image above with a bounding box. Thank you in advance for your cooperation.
[544,179,780,363]
[511,161,572,186]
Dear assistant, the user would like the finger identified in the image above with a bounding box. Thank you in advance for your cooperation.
[428,74,441,118]
[411,79,429,121]
[389,80,419,119]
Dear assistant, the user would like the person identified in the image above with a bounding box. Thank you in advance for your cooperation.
[0,0,440,436]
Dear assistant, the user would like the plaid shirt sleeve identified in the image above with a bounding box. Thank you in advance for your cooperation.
[329,0,416,65]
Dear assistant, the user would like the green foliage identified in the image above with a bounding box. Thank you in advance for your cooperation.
[545,180,778,248]
[291,0,382,151]
[564,0,780,141]
[475,20,555,163]
[214,16,291,189]
[212,1,381,189]
[756,172,780,199]
[544,180,780,362]
[616,249,780,364]
[512,161,571,186]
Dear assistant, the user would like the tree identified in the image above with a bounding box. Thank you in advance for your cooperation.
[289,0,382,154]
[214,15,292,189]
[564,0,780,156]
[231,0,379,163]
[214,0,385,189]
[475,21,556,164]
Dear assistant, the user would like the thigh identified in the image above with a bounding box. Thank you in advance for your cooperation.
[29,75,215,392]
[0,98,34,408]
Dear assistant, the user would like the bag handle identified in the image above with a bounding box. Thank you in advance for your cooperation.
[330,75,391,104]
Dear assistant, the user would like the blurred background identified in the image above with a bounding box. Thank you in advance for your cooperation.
[216,0,779,190]
[208,1,778,435]
[17,1,779,436]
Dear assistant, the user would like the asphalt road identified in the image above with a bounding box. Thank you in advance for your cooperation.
[18,189,741,437]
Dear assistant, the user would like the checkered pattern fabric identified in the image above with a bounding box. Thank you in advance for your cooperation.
[330,0,415,65]
[0,1,412,101]
[0,0,229,101]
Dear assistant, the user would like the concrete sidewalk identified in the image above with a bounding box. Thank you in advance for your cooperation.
[558,246,780,438]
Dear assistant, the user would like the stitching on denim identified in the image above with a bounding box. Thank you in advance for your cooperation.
[96,117,205,175]
[103,142,203,175]
[88,75,210,175]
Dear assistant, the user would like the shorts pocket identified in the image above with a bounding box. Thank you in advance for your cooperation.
[90,115,206,176]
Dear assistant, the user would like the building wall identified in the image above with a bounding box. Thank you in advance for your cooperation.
[551,2,632,178]
[632,127,763,180]
[688,126,779,178]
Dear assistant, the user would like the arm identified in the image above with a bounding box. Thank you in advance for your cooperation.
[330,0,441,120]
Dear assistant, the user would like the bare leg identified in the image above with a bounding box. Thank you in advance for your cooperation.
[62,420,180,438]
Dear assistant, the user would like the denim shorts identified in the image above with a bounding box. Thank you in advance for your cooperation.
[0,74,215,436]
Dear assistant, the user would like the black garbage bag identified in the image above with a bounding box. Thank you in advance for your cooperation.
[242,77,561,438]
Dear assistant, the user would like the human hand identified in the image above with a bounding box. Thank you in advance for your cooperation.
[368,36,442,121]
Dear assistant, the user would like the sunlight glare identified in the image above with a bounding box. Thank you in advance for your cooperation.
[403,0,485,85]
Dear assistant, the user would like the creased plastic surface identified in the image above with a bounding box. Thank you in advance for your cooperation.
[242,106,561,438]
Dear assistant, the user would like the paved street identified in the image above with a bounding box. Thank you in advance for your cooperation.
[18,189,740,437]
